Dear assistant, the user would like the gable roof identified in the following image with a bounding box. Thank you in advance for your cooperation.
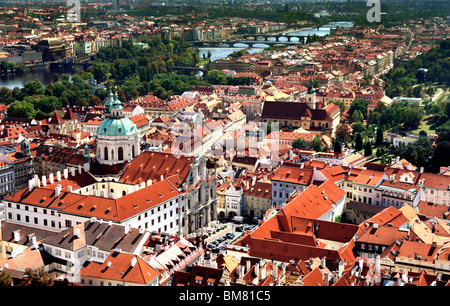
[63,108,77,120]
[41,220,147,254]
[79,251,159,285]
[5,178,181,223]
[272,164,314,186]
[48,112,64,125]
[119,151,193,186]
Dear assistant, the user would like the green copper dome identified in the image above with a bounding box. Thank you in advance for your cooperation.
[97,90,138,137]
[97,117,138,137]
[21,139,30,151]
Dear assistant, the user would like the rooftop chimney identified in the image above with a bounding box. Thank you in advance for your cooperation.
[63,168,68,179]
[49,173,54,184]
[131,257,137,268]
[56,171,61,182]
[28,179,35,192]
[75,228,81,238]
[55,184,62,197]
[13,230,20,242]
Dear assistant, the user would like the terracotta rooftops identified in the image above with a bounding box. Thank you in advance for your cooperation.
[119,151,193,186]
[79,251,159,285]
[5,177,181,223]
[271,164,314,186]
[234,182,358,263]
[243,182,272,199]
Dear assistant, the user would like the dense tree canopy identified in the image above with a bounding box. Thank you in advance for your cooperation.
[381,40,450,98]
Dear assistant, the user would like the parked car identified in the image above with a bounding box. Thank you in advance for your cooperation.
[226,233,235,239]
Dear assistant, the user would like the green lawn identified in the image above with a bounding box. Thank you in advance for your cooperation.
[410,115,436,136]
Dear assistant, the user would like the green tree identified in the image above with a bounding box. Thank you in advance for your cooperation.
[34,96,62,114]
[333,138,342,153]
[0,87,13,104]
[364,141,373,157]
[352,109,364,122]
[22,267,53,286]
[292,137,308,149]
[351,121,366,135]
[335,123,352,143]
[376,146,386,158]
[348,98,370,118]
[376,126,384,147]
[24,79,45,96]
[92,61,110,83]
[413,85,422,98]
[354,133,363,151]
[0,270,12,286]
[311,136,323,152]
[7,100,35,119]
[166,59,174,73]
[205,70,227,85]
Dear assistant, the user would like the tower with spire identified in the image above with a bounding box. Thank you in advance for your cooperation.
[306,76,317,110]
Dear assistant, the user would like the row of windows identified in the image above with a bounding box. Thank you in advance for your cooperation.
[8,203,57,215]
[0,173,13,183]
[9,212,62,229]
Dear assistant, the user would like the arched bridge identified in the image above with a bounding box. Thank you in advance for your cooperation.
[191,39,304,48]
[241,34,307,43]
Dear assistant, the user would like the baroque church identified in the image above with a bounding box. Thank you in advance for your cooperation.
[5,90,218,242]
[95,90,140,166]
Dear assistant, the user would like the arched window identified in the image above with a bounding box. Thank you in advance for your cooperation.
[118,147,124,161]
[132,145,135,158]
[104,147,108,160]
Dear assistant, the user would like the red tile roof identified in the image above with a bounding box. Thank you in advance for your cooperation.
[271,164,314,186]
[119,151,193,186]
[5,177,181,222]
[79,251,159,285]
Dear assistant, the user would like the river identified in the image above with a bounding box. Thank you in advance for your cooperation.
[0,69,77,89]
[0,22,353,89]
[198,21,354,63]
